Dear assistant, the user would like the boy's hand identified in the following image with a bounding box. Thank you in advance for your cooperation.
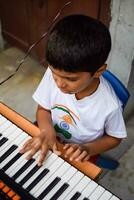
[20,131,60,166]
[63,143,90,162]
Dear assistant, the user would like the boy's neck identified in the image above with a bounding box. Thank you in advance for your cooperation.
[75,78,100,100]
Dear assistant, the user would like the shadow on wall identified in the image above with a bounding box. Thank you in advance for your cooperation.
[124,58,134,121]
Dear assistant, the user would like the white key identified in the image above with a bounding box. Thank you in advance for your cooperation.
[0,128,23,156]
[15,151,41,183]
[0,133,29,168]
[0,116,8,125]
[0,134,22,157]
[110,196,120,200]
[0,147,20,168]
[98,190,112,200]
[0,135,30,171]
[77,195,87,200]
[4,136,32,175]
[58,171,84,200]
[89,185,105,200]
[1,126,22,141]
[23,151,52,189]
[19,134,31,148]
[1,128,30,152]
[0,124,17,151]
[10,150,54,181]
[42,166,77,200]
[65,176,91,199]
[7,143,41,178]
[80,180,98,198]
[2,124,18,137]
[0,120,12,132]
[33,161,70,198]
[6,150,32,176]
[31,155,63,196]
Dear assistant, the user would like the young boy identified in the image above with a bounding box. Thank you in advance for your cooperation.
[20,15,127,166]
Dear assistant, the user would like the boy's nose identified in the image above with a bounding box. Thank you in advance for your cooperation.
[56,78,66,88]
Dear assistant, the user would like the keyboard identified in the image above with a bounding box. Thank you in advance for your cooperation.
[0,102,120,200]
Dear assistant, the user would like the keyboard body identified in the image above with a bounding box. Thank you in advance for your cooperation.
[0,102,120,200]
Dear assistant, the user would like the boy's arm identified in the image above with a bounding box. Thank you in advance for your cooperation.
[37,105,56,141]
[83,135,122,156]
[20,105,60,166]
[64,135,121,162]
[36,104,60,152]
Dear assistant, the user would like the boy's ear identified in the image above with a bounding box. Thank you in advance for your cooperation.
[93,64,107,78]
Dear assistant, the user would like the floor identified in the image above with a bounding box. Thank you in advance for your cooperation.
[0,47,134,200]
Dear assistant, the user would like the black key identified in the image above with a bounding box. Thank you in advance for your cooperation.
[0,145,17,163]
[12,158,35,180]
[0,133,2,137]
[38,177,61,200]
[0,137,8,147]
[19,164,41,186]
[50,183,69,200]
[83,198,89,200]
[70,192,81,200]
[26,168,49,192]
[3,152,22,171]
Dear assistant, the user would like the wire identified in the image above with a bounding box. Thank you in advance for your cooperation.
[0,1,72,86]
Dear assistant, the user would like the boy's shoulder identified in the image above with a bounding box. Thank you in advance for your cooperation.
[100,76,122,111]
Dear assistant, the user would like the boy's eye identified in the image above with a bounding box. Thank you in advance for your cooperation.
[66,78,78,81]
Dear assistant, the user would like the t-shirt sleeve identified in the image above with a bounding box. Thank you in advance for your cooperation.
[32,68,52,110]
[105,107,127,138]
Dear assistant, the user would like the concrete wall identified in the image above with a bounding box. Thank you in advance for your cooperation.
[108,0,134,87]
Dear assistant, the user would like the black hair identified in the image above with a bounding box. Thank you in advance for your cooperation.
[46,14,111,73]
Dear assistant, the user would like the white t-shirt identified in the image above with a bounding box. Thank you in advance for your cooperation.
[33,68,127,144]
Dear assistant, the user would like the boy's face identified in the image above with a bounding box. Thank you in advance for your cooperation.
[49,66,94,94]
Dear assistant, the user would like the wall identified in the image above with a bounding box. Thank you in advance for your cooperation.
[108,0,134,86]
[0,20,4,49]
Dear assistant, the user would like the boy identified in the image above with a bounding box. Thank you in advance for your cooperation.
[20,15,127,166]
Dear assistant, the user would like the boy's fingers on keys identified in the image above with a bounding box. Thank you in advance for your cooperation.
[21,142,35,153]
[38,145,48,166]
[19,140,33,153]
[26,148,38,160]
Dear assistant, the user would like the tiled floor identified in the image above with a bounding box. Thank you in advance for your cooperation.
[0,47,134,200]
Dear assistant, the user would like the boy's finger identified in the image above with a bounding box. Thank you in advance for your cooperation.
[65,145,78,157]
[63,144,70,149]
[52,143,61,156]
[69,148,81,161]
[20,144,32,154]
[52,143,57,151]
[83,154,90,162]
[74,151,88,161]
[65,147,74,157]
[26,148,38,160]
[38,145,48,166]
[19,139,33,153]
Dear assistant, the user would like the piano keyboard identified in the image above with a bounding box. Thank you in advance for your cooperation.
[0,103,120,200]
